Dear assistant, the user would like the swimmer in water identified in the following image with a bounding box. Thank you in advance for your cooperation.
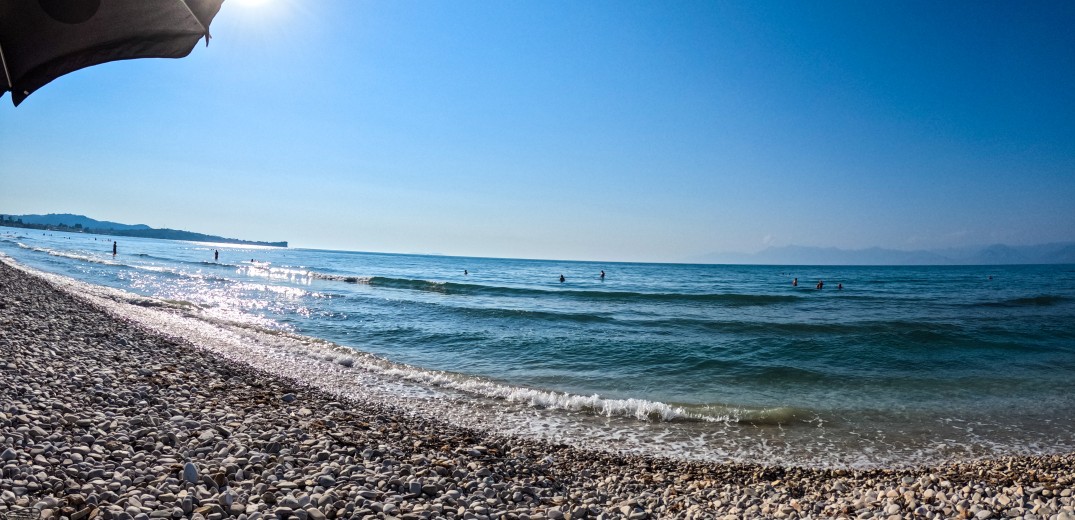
[559,274,565,283]
[600,270,605,280]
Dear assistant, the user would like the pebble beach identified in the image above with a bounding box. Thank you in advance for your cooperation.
[2,258,1074,520]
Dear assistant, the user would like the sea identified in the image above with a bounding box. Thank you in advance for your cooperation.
[2,227,1074,468]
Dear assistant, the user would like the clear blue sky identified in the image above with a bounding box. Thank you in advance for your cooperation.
[2,0,1073,262]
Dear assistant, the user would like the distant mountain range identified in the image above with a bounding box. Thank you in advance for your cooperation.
[0,213,287,248]
[8,213,152,231]
[697,243,1075,266]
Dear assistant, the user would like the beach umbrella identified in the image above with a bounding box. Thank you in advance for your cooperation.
[0,0,225,106]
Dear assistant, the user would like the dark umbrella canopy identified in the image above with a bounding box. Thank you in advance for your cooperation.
[0,0,225,106]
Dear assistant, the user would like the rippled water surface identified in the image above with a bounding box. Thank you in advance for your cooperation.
[3,228,1074,466]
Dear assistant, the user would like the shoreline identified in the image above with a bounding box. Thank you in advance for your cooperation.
[1,258,1074,519]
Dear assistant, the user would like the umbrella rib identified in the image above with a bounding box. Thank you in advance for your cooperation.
[176,0,209,42]
[0,41,12,90]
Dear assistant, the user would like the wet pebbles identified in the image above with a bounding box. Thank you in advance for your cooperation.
[1,260,1073,519]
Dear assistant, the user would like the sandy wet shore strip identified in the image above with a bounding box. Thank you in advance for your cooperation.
[1,258,1074,519]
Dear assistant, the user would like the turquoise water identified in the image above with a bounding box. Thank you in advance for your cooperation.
[3,227,1074,466]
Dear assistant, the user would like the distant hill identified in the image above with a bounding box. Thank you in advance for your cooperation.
[0,213,287,248]
[697,242,1075,266]
[14,213,152,231]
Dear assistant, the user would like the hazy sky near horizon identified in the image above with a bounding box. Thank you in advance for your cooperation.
[2,0,1074,262]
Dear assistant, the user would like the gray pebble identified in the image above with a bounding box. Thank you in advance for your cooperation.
[182,462,199,484]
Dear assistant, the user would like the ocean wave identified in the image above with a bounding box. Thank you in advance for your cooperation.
[129,297,205,310]
[312,349,819,426]
[129,264,236,284]
[129,265,316,299]
[16,243,121,266]
[8,245,325,305]
[237,263,334,282]
[660,317,967,338]
[310,274,805,305]
[458,306,615,324]
[201,261,243,268]
[137,253,243,269]
[976,295,1070,308]
[311,273,374,284]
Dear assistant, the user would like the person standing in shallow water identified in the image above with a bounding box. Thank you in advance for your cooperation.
[600,270,605,280]
[793,277,798,287]
[559,274,565,283]
[112,241,117,256]
[214,250,219,262]
[816,280,824,290]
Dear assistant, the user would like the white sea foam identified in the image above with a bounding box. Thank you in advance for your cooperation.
[16,242,120,266]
